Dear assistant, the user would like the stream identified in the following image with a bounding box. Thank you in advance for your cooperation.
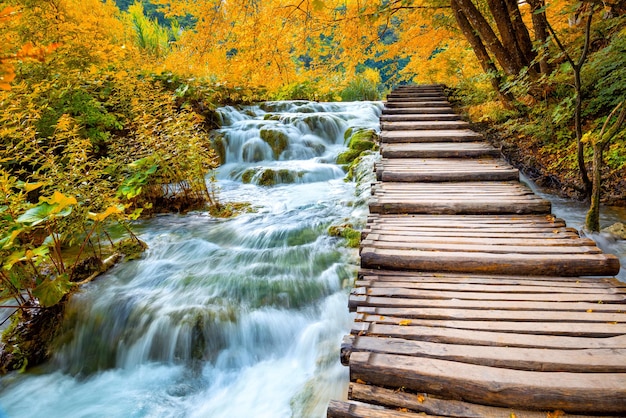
[0,101,382,418]
[0,100,624,417]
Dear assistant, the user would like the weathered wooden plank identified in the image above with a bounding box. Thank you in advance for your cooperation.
[385,101,451,108]
[381,121,470,131]
[368,199,552,215]
[362,236,594,248]
[360,240,602,255]
[380,114,460,122]
[345,336,626,372]
[376,169,519,182]
[362,230,579,239]
[381,107,454,115]
[381,142,500,158]
[349,352,626,413]
[360,247,621,276]
[353,286,625,303]
[354,313,626,336]
[357,275,620,289]
[354,280,620,294]
[327,400,425,418]
[380,129,482,143]
[355,306,626,322]
[352,322,626,349]
[349,295,626,312]
[348,384,591,418]
[357,269,620,285]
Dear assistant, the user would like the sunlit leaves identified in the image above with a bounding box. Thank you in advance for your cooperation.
[32,273,72,307]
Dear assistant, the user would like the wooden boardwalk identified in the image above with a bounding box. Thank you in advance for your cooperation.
[327,85,625,417]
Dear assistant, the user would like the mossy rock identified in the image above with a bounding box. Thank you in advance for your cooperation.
[241,168,255,184]
[263,114,282,121]
[258,168,299,186]
[209,131,227,164]
[287,227,319,246]
[259,127,289,159]
[337,148,362,165]
[242,142,266,162]
[328,224,361,248]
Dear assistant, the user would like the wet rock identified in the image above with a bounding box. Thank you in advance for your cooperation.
[602,222,626,240]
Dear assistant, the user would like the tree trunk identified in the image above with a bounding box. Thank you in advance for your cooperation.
[504,0,537,68]
[585,142,602,232]
[527,0,552,75]
[454,0,521,76]
[486,0,527,72]
[451,0,515,107]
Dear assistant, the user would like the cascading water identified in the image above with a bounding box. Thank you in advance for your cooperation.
[0,101,383,418]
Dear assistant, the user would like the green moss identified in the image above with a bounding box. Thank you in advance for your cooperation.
[287,227,319,246]
[241,169,255,184]
[328,224,361,248]
[117,237,148,260]
[209,132,227,165]
[259,127,289,159]
[338,128,378,166]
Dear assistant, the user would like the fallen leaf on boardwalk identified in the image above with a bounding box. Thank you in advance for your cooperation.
[398,408,409,412]
[355,379,366,384]
[547,410,565,418]
[380,316,385,320]
[510,413,517,418]
[417,394,425,403]
[586,309,593,313]
[552,230,559,233]
[398,319,412,326]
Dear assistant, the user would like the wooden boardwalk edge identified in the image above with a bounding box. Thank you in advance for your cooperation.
[327,84,625,417]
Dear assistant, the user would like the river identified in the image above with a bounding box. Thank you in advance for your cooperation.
[0,101,382,418]
[0,100,624,418]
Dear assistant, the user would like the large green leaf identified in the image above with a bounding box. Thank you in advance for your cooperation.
[16,202,73,226]
[33,274,72,307]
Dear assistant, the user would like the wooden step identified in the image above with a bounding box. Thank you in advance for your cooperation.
[375,158,519,182]
[349,352,626,414]
[381,120,471,131]
[380,129,483,143]
[385,101,451,108]
[380,114,461,122]
[380,142,499,158]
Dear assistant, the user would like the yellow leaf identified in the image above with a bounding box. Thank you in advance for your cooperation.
[398,319,412,326]
[355,379,366,384]
[23,182,44,192]
[586,309,593,313]
[417,394,425,403]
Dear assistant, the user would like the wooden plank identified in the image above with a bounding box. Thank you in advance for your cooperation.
[380,129,482,143]
[349,295,626,312]
[362,236,594,248]
[360,240,602,255]
[349,352,626,413]
[348,384,591,418]
[368,199,552,215]
[381,107,455,115]
[381,142,500,158]
[355,313,626,337]
[380,114,460,122]
[360,247,621,276]
[385,101,451,108]
[353,286,625,303]
[357,274,621,288]
[381,121,470,131]
[352,322,626,349]
[354,281,620,294]
[376,169,519,182]
[362,230,579,239]
[355,306,626,322]
[327,400,426,418]
[345,336,626,372]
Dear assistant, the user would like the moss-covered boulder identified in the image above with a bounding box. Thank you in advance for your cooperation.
[209,131,227,164]
[240,167,303,186]
[259,127,289,159]
[337,128,378,166]
[328,223,361,248]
